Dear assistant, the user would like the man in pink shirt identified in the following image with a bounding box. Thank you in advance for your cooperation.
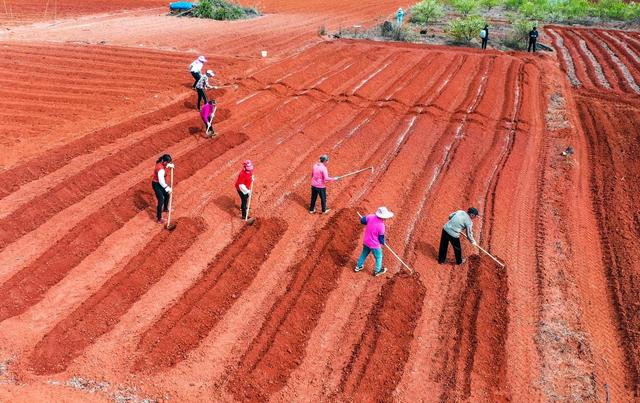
[355,207,394,277]
[309,154,336,214]
[200,99,217,137]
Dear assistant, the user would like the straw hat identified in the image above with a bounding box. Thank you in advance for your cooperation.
[198,55,207,62]
[375,206,394,219]
[206,69,215,76]
[243,160,254,171]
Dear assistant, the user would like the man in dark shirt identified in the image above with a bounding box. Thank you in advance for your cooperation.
[481,25,489,50]
[528,26,539,52]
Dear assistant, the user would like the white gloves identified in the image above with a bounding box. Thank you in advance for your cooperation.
[165,186,172,194]
[167,163,175,169]
[239,184,250,195]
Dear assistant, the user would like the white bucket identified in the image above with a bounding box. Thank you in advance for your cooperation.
[261,50,267,58]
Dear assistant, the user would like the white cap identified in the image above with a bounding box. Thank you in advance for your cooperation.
[206,69,215,76]
[375,207,394,219]
[198,55,207,62]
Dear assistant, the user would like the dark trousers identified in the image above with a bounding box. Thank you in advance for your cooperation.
[438,229,462,264]
[237,189,249,218]
[196,88,208,110]
[191,71,201,88]
[481,37,488,49]
[528,39,537,52]
[152,181,170,221]
[309,186,327,212]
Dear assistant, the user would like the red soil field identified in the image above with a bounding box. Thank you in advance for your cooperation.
[0,1,639,402]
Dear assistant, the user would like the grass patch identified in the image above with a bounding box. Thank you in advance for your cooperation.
[192,0,260,20]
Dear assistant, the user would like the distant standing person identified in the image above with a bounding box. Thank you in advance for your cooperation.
[151,154,174,224]
[438,207,479,265]
[528,26,539,52]
[189,55,207,89]
[195,69,215,110]
[200,99,217,136]
[396,7,405,26]
[355,207,394,277]
[309,154,335,214]
[480,24,489,50]
[235,160,254,219]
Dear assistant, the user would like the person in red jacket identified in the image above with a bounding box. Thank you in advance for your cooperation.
[151,154,174,223]
[235,160,254,219]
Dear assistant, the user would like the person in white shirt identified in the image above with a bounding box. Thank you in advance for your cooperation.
[189,55,207,89]
[438,207,479,265]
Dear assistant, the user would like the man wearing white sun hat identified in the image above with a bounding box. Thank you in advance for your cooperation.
[189,55,207,89]
[355,206,394,277]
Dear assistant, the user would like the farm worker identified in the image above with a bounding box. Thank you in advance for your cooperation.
[528,26,539,52]
[480,24,489,50]
[355,207,395,277]
[438,207,479,265]
[189,55,207,89]
[235,160,254,219]
[309,154,336,214]
[200,99,217,136]
[195,69,215,110]
[396,8,404,26]
[151,154,174,224]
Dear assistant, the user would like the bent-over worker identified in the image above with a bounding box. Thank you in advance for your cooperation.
[355,207,394,277]
[438,207,479,265]
[189,55,207,89]
[200,99,217,136]
[151,154,174,224]
[195,69,215,110]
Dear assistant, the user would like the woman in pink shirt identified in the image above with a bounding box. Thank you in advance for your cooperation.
[355,207,394,277]
[309,154,335,214]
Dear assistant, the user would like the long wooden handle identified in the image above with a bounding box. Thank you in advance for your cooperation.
[245,176,254,221]
[337,167,373,180]
[166,167,174,229]
[461,232,504,267]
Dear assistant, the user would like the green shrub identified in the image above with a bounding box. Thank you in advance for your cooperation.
[446,14,486,42]
[595,0,640,21]
[480,0,502,11]
[450,0,478,16]
[409,0,445,24]
[193,0,258,20]
[502,17,541,49]
[557,0,592,20]
[382,24,419,41]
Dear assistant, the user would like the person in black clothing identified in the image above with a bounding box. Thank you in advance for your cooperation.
[528,26,539,52]
[481,25,489,50]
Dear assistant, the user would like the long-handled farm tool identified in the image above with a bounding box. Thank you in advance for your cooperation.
[461,233,504,267]
[336,166,374,180]
[166,166,177,231]
[357,212,414,274]
[245,176,256,225]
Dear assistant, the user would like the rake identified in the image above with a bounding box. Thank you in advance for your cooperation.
[336,166,374,180]
[461,232,504,267]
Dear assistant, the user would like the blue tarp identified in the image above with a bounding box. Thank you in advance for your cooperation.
[169,2,193,10]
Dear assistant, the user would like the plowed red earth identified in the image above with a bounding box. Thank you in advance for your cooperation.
[0,2,638,402]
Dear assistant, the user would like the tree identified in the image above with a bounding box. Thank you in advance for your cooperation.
[446,14,487,42]
[480,0,502,12]
[451,0,478,16]
[410,0,445,25]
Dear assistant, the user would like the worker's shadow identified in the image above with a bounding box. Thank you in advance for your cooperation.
[213,195,238,218]
[416,241,438,261]
[133,190,155,221]
[188,127,203,137]
[286,192,308,211]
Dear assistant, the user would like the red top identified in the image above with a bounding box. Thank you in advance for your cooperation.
[235,169,253,190]
[152,162,165,183]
